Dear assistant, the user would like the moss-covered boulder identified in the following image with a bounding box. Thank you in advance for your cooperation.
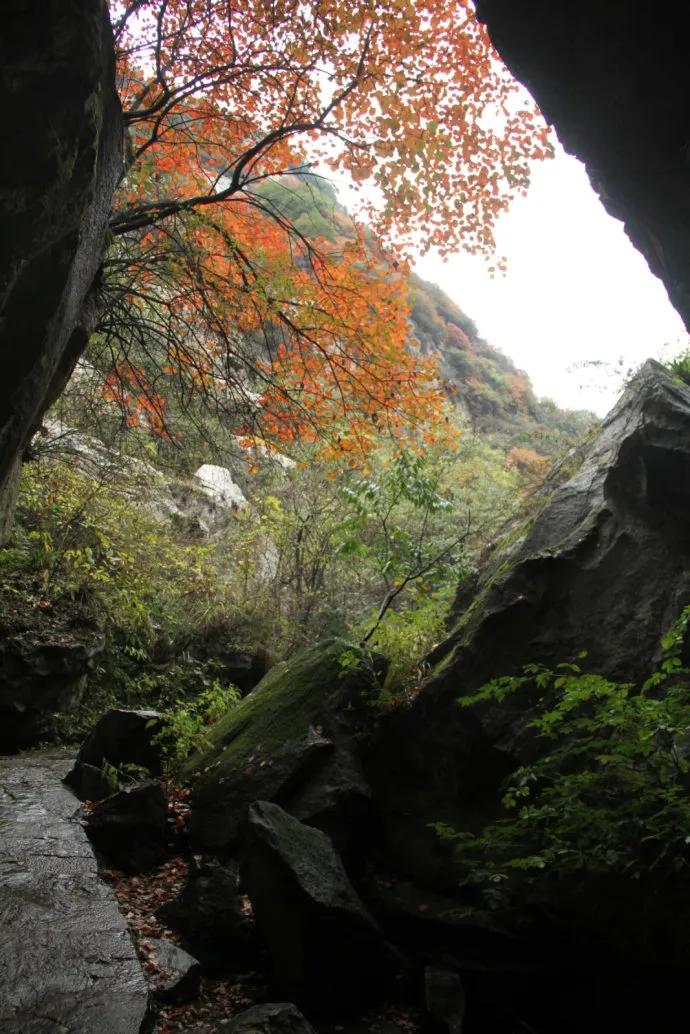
[187,639,380,852]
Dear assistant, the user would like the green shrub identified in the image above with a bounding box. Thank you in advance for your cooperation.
[152,680,241,777]
[666,348,690,387]
[353,587,453,703]
[435,607,690,907]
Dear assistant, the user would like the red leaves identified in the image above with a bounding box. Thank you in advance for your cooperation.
[103,857,190,942]
[103,854,261,1030]
[105,0,552,456]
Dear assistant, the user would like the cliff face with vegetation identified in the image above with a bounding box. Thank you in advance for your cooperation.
[0,1,121,540]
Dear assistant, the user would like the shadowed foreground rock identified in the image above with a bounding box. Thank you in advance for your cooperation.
[242,801,397,1017]
[161,861,259,974]
[86,780,171,874]
[0,752,150,1033]
[188,1003,316,1034]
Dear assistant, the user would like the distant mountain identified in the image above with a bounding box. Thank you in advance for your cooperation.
[257,174,595,458]
[408,273,594,457]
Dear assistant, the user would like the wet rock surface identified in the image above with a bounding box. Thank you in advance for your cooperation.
[0,751,150,1033]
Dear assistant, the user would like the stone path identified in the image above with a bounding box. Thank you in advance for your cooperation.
[0,751,150,1033]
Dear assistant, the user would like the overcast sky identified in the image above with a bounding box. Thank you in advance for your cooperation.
[413,140,687,415]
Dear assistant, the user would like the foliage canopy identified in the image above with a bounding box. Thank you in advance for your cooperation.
[101,0,553,455]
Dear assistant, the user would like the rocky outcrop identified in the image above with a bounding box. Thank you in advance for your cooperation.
[0,630,105,753]
[195,464,248,509]
[242,801,397,1017]
[475,0,690,330]
[40,422,241,536]
[0,1,122,535]
[439,360,690,686]
[367,361,690,885]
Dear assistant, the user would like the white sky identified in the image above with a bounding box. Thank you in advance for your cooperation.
[414,141,688,415]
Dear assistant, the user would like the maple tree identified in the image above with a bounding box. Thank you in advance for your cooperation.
[98,0,553,455]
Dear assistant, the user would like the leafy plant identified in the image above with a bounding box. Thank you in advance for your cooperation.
[100,759,151,791]
[435,607,690,908]
[356,586,453,704]
[151,681,241,776]
[665,348,690,387]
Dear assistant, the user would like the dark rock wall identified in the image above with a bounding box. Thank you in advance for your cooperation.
[367,362,690,888]
[475,0,690,330]
[0,0,122,538]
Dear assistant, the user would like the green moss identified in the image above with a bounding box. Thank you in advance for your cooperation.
[184,637,376,784]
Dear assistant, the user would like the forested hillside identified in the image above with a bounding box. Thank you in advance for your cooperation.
[259,175,593,455]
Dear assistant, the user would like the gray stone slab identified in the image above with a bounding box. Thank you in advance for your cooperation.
[0,752,151,1032]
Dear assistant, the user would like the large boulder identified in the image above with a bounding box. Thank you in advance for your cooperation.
[367,361,690,885]
[65,708,163,798]
[195,464,248,509]
[242,801,397,1017]
[0,1,122,537]
[187,639,380,852]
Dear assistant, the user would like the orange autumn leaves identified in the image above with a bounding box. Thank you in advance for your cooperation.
[106,0,553,457]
